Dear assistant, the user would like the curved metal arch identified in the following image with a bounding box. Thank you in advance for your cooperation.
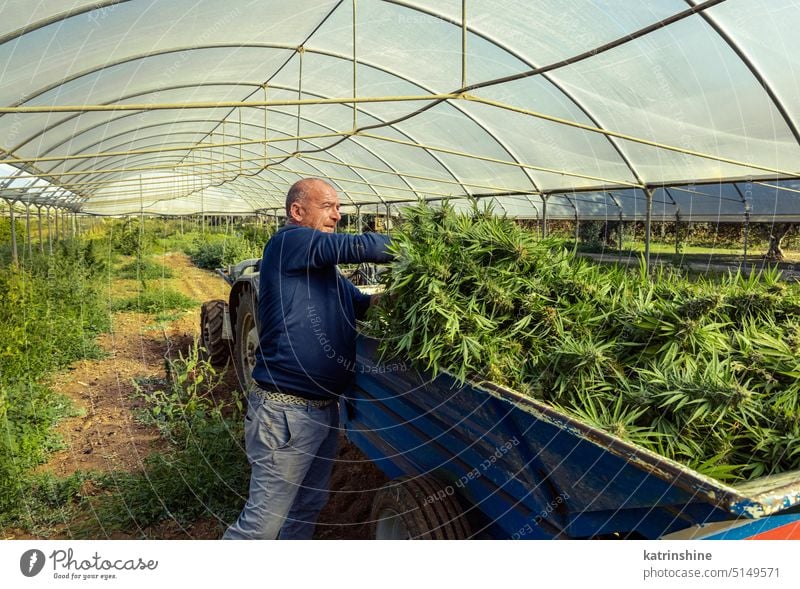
[56,129,333,207]
[0,0,131,46]
[683,0,800,149]
[176,123,385,210]
[57,136,233,179]
[4,1,735,197]
[11,42,528,200]
[4,44,298,110]
[46,112,344,174]
[55,134,312,205]
[73,150,287,208]
[75,142,291,202]
[242,77,539,201]
[55,109,396,209]
[184,0,344,154]
[56,125,235,171]
[15,63,423,206]
[84,164,277,213]
[8,82,261,155]
[381,0,646,190]
[51,85,429,207]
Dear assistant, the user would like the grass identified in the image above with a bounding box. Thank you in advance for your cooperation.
[0,238,110,528]
[112,286,196,315]
[115,258,174,280]
[68,344,247,538]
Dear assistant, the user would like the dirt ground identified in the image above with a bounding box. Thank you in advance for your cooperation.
[24,251,387,540]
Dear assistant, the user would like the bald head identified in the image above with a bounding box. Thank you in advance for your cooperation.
[285,178,342,232]
[285,178,332,215]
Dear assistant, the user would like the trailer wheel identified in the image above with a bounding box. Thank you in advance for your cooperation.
[233,289,258,390]
[370,476,471,539]
[200,300,229,366]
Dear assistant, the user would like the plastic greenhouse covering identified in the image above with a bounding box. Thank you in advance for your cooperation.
[1,0,800,221]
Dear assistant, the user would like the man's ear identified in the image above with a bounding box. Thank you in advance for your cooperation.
[289,201,304,222]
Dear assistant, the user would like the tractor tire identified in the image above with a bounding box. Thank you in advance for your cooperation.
[370,476,471,540]
[233,289,259,391]
[200,299,229,366]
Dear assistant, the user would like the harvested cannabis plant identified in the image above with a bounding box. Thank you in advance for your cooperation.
[372,202,800,482]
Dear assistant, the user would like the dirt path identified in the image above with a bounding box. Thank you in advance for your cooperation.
[31,251,387,540]
[41,252,230,480]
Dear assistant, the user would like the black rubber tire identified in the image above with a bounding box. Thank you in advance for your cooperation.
[200,299,229,366]
[233,289,258,391]
[370,476,472,540]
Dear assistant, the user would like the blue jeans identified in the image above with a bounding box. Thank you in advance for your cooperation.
[223,391,339,540]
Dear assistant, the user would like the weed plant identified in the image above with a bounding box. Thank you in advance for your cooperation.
[115,258,174,280]
[0,239,110,522]
[72,343,247,536]
[372,203,800,482]
[112,286,196,315]
[186,233,266,270]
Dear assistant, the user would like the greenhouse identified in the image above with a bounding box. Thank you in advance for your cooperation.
[2,0,800,548]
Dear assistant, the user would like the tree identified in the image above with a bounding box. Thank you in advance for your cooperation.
[764,223,795,261]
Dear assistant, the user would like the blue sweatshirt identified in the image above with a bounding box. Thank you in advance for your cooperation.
[252,225,393,400]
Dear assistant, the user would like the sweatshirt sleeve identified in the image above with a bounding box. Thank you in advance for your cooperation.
[340,274,372,320]
[290,228,393,270]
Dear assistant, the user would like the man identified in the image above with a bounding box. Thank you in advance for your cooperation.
[223,178,392,540]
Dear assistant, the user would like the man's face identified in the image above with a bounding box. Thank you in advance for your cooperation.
[291,182,342,233]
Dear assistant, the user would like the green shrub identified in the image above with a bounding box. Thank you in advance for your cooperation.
[75,344,247,535]
[0,239,109,519]
[186,234,263,269]
[115,258,173,280]
[112,286,196,315]
[374,202,800,482]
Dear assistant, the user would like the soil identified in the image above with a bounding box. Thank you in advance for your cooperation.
[15,251,388,540]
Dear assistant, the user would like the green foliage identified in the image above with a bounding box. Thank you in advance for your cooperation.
[110,218,152,256]
[0,238,109,518]
[0,216,24,245]
[74,343,247,535]
[185,231,267,270]
[374,202,800,482]
[112,286,196,315]
[115,258,174,280]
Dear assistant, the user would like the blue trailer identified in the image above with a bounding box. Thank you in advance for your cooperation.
[204,259,800,540]
[343,336,800,540]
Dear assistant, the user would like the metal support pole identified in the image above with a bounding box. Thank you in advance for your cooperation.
[644,188,654,273]
[461,0,468,88]
[357,205,363,233]
[541,195,548,239]
[9,201,19,265]
[25,203,32,261]
[54,206,59,244]
[743,207,751,264]
[675,210,682,256]
[618,210,623,257]
[47,207,53,255]
[37,206,43,254]
[574,213,579,244]
[386,203,391,237]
